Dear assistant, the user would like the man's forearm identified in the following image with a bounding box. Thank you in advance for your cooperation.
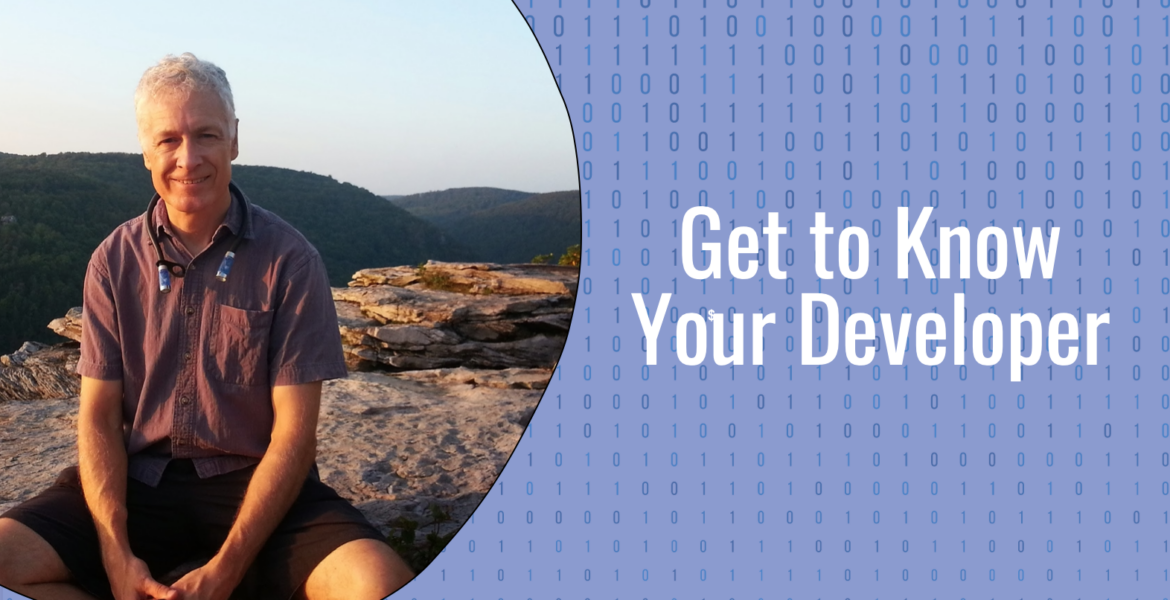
[207,431,314,583]
[77,377,133,566]
[205,382,321,586]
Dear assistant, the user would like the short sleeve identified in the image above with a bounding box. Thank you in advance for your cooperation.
[267,251,348,386]
[77,250,124,380]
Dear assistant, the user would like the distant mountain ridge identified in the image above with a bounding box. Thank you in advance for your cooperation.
[386,187,581,265]
[0,152,472,353]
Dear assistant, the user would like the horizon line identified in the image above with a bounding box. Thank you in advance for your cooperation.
[0,149,580,198]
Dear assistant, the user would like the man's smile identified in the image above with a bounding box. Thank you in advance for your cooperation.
[173,175,211,185]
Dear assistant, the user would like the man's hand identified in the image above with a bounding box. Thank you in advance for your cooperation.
[169,561,235,600]
[106,553,177,600]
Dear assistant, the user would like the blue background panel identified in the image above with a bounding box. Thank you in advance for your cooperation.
[393,1,1170,598]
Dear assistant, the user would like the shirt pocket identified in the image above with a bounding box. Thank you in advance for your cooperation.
[210,304,274,387]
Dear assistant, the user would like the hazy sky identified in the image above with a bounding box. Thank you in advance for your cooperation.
[0,1,578,196]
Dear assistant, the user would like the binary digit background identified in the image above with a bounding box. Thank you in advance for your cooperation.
[392,1,1169,598]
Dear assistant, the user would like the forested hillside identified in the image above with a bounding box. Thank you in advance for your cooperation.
[387,188,532,229]
[388,188,581,264]
[0,152,470,353]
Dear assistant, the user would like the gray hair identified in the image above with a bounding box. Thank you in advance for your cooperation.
[134,53,235,122]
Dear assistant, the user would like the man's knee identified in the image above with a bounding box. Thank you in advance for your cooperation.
[304,538,413,600]
[0,517,72,588]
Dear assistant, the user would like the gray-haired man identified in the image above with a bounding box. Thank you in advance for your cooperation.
[0,53,413,600]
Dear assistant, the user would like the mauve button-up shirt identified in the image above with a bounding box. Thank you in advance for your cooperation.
[77,182,348,486]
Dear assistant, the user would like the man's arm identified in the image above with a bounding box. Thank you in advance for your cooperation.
[78,376,176,600]
[171,381,321,600]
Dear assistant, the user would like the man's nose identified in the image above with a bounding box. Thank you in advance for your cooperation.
[175,137,203,170]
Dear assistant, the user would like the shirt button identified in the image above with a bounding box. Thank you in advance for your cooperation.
[180,396,191,406]
[185,307,195,316]
[183,351,191,361]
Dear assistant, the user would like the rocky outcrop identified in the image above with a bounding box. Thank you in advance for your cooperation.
[0,342,80,401]
[0,366,545,538]
[335,262,576,371]
[47,306,82,343]
[0,393,80,510]
[0,307,85,403]
[315,368,544,536]
[0,262,575,540]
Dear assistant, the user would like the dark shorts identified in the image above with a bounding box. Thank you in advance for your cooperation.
[1,460,386,600]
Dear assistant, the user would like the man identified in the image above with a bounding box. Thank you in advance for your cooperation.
[0,53,414,600]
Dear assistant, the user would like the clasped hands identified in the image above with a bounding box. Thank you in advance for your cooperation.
[109,551,238,600]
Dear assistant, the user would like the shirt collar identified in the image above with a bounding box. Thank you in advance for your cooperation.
[151,181,256,242]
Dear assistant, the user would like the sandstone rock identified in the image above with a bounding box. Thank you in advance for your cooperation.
[393,366,551,391]
[47,306,83,343]
[332,285,572,327]
[0,343,80,401]
[335,261,576,372]
[344,333,566,373]
[0,367,547,539]
[0,396,78,510]
[314,369,544,535]
[351,262,578,296]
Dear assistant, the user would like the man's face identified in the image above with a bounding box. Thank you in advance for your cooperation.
[138,88,239,216]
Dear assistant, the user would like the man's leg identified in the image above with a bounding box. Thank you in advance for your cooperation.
[238,466,414,600]
[301,539,413,600]
[0,518,96,600]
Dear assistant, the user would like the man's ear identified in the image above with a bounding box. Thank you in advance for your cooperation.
[231,119,240,161]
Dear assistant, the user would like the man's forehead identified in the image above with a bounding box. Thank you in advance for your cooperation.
[138,89,233,131]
